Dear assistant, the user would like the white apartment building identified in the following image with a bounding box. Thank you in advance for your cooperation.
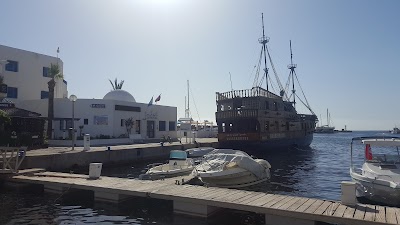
[0,45,68,102]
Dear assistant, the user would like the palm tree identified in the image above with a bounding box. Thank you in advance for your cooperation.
[109,78,124,90]
[47,63,63,139]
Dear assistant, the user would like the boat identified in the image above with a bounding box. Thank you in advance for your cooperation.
[338,125,352,132]
[350,136,400,206]
[215,14,317,149]
[193,149,271,188]
[391,127,400,134]
[314,109,335,133]
[139,150,194,180]
[185,147,215,158]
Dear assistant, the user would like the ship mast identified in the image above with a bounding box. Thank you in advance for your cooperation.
[259,13,270,91]
[288,40,297,109]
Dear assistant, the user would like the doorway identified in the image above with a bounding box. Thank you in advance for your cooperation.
[147,120,155,138]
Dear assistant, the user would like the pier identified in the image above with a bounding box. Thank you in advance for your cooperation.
[7,170,400,225]
[12,138,217,171]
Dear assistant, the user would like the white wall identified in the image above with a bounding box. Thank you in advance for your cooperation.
[0,45,68,102]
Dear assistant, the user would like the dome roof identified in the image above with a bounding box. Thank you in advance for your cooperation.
[103,90,136,102]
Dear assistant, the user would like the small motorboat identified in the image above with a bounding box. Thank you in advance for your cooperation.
[185,147,214,158]
[139,150,194,180]
[192,149,271,188]
[350,136,400,205]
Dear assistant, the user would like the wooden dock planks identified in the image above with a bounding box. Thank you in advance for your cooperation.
[8,172,400,225]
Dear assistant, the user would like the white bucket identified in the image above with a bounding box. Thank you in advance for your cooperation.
[89,163,102,179]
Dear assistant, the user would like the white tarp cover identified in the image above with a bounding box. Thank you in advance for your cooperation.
[194,149,268,179]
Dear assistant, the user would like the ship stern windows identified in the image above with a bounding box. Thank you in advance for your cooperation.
[218,119,260,134]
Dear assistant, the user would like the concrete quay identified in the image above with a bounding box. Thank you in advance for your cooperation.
[19,138,218,171]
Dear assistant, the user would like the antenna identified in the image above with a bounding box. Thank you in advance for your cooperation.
[259,13,270,91]
[229,72,233,91]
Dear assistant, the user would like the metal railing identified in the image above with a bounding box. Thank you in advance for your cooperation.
[216,87,280,101]
[0,147,27,174]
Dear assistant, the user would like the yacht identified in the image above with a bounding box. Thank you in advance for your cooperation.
[193,149,271,188]
[315,109,335,133]
[139,150,194,180]
[350,136,400,205]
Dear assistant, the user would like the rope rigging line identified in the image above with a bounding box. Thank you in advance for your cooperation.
[266,45,285,95]
[253,47,264,88]
[294,70,315,115]
[189,86,201,122]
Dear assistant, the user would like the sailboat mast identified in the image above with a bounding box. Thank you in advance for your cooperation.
[186,80,190,118]
[260,13,270,91]
[288,40,297,109]
[326,109,329,126]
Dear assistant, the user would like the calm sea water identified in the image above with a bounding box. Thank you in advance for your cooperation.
[0,131,393,225]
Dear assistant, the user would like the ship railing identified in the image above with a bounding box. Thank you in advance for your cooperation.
[216,87,280,101]
[216,109,258,119]
[299,114,317,120]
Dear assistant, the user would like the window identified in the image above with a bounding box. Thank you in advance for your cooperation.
[121,119,125,127]
[43,67,50,77]
[265,101,269,110]
[84,119,88,125]
[159,121,166,131]
[41,91,49,99]
[7,87,18,98]
[5,60,18,72]
[60,120,66,130]
[169,121,176,131]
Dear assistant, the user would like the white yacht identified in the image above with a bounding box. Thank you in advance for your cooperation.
[193,149,271,188]
[139,150,194,180]
[350,136,400,205]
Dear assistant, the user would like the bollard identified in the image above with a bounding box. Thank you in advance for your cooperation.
[83,134,90,151]
[341,181,357,206]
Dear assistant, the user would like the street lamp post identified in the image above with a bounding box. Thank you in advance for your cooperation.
[69,94,77,150]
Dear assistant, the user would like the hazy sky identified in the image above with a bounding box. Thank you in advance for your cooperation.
[1,0,399,130]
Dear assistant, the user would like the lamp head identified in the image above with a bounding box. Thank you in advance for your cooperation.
[69,94,77,102]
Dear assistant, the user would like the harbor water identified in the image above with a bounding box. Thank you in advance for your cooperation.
[0,131,391,225]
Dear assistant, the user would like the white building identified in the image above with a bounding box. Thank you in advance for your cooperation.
[18,90,177,141]
[0,45,68,102]
[1,45,177,143]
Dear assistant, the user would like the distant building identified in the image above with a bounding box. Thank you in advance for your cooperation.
[0,45,68,102]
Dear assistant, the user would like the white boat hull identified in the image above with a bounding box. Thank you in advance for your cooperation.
[351,169,400,206]
[147,164,194,178]
[198,167,270,188]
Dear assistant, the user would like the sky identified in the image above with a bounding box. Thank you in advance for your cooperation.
[1,0,400,130]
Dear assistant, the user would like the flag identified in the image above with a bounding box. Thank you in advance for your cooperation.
[365,144,373,160]
[148,96,153,106]
[57,47,60,53]
[155,94,161,102]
